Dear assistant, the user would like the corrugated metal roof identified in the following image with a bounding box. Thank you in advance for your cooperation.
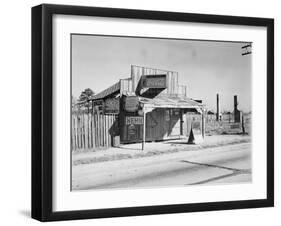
[139,96,203,110]
[91,81,120,100]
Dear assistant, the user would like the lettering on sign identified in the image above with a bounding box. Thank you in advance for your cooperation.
[105,98,119,113]
[125,96,139,112]
[142,74,166,88]
[126,116,144,125]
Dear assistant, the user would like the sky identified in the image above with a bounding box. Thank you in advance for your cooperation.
[72,34,252,112]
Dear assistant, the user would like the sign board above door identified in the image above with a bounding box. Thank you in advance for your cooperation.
[142,74,167,89]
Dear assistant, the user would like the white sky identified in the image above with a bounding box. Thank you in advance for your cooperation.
[72,34,252,112]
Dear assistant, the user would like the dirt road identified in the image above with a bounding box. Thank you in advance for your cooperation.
[72,142,251,190]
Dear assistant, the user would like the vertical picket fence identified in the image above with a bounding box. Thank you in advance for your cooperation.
[72,112,118,151]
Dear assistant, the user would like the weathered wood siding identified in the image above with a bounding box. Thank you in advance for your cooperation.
[130,65,184,96]
[120,78,133,95]
[120,108,203,143]
[72,112,118,151]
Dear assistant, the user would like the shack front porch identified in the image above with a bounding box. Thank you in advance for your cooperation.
[120,95,205,146]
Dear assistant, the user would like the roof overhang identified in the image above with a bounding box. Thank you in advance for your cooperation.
[139,96,204,113]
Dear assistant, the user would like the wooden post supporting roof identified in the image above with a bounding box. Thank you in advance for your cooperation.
[142,111,146,150]
[202,110,205,138]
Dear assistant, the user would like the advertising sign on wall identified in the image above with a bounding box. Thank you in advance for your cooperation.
[105,98,119,113]
[142,74,167,88]
[125,96,139,112]
[125,116,144,125]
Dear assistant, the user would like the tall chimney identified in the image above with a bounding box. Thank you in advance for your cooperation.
[234,95,240,123]
[234,95,238,112]
[216,93,219,121]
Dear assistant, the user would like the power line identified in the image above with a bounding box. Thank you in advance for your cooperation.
[241,43,252,56]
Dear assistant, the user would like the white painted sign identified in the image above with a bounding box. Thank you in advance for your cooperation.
[125,116,143,125]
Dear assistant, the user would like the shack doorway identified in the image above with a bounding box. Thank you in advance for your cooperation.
[167,109,181,138]
[185,112,203,138]
[145,108,182,141]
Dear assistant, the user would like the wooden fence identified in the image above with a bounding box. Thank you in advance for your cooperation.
[205,113,251,135]
[71,112,118,151]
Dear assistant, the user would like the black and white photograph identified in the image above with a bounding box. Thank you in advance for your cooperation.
[29,3,274,222]
[71,34,252,191]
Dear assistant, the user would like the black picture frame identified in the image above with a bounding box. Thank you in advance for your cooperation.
[32,4,274,222]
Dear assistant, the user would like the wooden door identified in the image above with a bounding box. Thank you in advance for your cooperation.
[170,109,181,137]
[145,109,166,141]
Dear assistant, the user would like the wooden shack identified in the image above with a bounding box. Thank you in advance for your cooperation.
[90,65,205,147]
